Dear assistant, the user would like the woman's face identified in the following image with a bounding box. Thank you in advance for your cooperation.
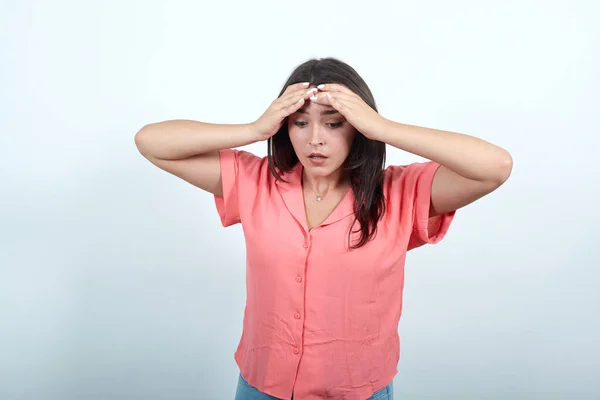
[287,95,356,179]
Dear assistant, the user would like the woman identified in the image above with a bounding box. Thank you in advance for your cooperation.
[135,57,512,400]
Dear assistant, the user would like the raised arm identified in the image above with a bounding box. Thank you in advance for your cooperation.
[134,82,318,196]
[309,83,513,217]
[375,121,513,217]
[135,120,258,196]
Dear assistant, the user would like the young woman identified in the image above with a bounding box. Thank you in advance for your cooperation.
[135,57,512,400]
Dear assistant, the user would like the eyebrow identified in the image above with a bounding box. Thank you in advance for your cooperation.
[296,108,339,116]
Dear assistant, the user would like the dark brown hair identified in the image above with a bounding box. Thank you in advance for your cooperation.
[268,57,387,249]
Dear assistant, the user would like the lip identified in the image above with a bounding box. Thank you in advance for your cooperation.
[307,153,328,166]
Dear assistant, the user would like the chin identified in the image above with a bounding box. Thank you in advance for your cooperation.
[302,159,341,175]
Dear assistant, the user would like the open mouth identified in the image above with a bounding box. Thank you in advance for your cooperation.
[308,153,328,165]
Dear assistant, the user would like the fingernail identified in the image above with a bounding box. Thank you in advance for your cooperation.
[317,84,325,89]
[302,82,310,86]
[306,88,317,95]
[310,95,318,101]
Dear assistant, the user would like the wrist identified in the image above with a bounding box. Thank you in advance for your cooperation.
[245,121,264,143]
[369,117,394,142]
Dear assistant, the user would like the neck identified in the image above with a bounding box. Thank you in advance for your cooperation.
[302,168,348,194]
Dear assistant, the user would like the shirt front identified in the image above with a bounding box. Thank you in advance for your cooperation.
[214,149,455,400]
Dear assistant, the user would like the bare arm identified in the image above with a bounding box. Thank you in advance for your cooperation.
[375,121,513,216]
[309,84,513,217]
[134,82,317,196]
[134,121,259,196]
[135,120,259,161]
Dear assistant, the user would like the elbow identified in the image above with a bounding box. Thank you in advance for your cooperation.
[134,124,154,157]
[494,151,513,186]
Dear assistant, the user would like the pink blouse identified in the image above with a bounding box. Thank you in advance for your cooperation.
[214,148,455,400]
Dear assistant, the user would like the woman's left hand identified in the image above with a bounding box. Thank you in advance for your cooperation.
[309,83,390,141]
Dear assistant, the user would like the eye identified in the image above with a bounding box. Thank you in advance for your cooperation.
[293,121,344,128]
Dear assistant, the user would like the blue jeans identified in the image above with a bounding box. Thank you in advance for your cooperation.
[235,373,393,400]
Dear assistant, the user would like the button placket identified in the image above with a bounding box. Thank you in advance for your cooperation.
[294,233,310,358]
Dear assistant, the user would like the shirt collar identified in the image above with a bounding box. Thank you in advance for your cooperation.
[275,162,355,232]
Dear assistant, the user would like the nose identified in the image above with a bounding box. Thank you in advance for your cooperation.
[308,125,324,146]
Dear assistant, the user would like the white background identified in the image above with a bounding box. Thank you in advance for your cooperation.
[1,0,599,399]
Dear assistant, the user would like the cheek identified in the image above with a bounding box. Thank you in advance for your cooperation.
[288,128,303,148]
[338,130,356,153]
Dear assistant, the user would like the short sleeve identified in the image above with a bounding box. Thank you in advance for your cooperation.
[386,161,456,251]
[213,148,265,227]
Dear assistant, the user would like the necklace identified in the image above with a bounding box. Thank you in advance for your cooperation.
[308,186,329,202]
[302,173,332,202]
[314,190,327,202]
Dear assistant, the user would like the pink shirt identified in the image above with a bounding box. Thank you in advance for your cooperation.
[214,149,455,400]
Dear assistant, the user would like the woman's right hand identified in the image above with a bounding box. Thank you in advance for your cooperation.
[251,82,318,141]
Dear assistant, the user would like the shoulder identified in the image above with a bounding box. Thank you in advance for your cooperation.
[384,161,441,189]
[219,148,266,167]
[218,148,272,178]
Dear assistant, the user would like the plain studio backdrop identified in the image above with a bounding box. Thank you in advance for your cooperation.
[1,0,599,399]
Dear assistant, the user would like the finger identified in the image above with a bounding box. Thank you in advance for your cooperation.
[316,83,357,97]
[309,93,345,114]
[282,81,312,96]
[311,91,356,106]
[276,87,317,107]
[279,88,316,107]
[290,86,319,100]
[307,92,333,105]
[312,92,355,116]
[275,88,315,117]
[278,95,307,119]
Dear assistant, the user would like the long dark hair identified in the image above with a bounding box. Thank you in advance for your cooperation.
[268,57,387,249]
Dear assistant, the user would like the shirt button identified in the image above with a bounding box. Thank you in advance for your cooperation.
[294,312,301,319]
[293,348,300,354]
[303,242,309,248]
[295,276,302,283]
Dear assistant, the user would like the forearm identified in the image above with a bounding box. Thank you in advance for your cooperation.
[379,120,512,182]
[134,119,259,160]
